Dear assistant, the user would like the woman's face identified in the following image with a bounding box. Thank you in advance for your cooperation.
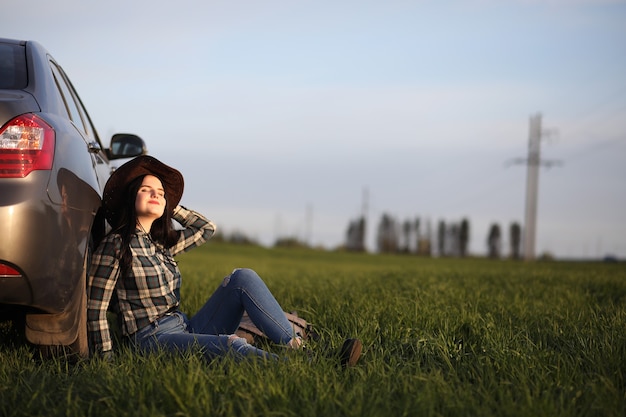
[135,175,166,222]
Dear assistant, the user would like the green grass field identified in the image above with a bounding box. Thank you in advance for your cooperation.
[1,243,625,417]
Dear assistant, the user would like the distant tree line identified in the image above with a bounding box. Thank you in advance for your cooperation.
[345,214,523,259]
[211,230,259,246]
[210,213,523,260]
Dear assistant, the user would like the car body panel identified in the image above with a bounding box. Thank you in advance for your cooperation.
[0,170,97,312]
[0,91,39,120]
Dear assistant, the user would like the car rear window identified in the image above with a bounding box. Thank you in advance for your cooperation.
[0,43,27,89]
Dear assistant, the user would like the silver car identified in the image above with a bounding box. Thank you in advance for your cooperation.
[0,38,146,357]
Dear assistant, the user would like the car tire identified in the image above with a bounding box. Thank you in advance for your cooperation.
[34,256,89,360]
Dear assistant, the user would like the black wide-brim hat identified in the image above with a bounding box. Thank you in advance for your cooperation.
[102,155,184,228]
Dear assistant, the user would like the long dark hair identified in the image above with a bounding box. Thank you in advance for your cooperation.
[112,174,179,277]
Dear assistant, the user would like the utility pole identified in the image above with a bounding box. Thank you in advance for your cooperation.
[523,114,542,261]
[511,113,560,260]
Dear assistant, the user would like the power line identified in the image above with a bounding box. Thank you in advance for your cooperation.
[570,84,626,128]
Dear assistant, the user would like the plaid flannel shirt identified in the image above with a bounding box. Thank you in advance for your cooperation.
[87,206,216,355]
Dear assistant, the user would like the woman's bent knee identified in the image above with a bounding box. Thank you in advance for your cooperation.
[223,268,261,288]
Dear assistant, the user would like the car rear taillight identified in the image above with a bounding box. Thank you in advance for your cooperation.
[0,264,21,277]
[0,114,55,178]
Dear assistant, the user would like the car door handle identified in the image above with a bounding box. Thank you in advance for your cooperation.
[87,141,102,153]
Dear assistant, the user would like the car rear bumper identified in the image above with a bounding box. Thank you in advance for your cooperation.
[0,172,94,314]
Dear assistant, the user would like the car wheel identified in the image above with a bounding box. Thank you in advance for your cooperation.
[68,281,88,357]
[35,259,89,360]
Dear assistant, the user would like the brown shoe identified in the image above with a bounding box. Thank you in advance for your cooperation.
[339,338,362,367]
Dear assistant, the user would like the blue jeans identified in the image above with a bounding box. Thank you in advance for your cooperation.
[130,268,297,360]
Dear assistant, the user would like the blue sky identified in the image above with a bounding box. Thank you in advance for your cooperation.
[5,0,626,258]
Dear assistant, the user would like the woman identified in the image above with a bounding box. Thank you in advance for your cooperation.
[86,155,361,365]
